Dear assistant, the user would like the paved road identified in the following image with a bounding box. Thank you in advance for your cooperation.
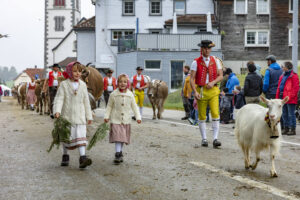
[1,97,300,200]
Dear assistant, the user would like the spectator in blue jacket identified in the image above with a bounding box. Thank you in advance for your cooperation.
[225,68,240,94]
[263,55,283,99]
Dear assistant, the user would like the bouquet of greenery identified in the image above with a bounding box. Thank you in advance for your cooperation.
[87,123,110,150]
[47,117,72,153]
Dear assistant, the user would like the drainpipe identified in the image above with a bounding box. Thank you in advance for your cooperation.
[292,0,299,73]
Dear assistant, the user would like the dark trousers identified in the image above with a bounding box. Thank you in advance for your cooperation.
[282,104,296,128]
[104,91,112,107]
[182,96,190,117]
[266,93,276,100]
[49,86,58,115]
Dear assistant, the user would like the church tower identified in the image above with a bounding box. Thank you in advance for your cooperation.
[44,0,81,67]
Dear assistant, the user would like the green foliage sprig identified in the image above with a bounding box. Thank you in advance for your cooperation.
[87,123,110,150]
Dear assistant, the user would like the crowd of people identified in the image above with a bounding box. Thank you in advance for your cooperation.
[181,52,299,137]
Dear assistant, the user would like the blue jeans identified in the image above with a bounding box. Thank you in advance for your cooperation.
[282,104,296,128]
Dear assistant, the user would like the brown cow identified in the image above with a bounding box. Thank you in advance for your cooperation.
[147,80,168,119]
[18,84,28,110]
[81,65,104,110]
[35,79,49,115]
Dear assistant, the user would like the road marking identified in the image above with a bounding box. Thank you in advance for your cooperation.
[96,109,300,147]
[190,161,300,200]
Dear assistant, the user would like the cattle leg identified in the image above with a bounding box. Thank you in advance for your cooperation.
[251,150,260,170]
[243,146,251,169]
[36,98,39,113]
[270,146,278,177]
[157,99,164,119]
[151,101,156,120]
[40,97,43,115]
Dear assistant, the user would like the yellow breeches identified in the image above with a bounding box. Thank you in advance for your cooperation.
[196,86,220,121]
[134,89,145,107]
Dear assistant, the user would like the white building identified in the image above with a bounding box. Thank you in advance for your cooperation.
[93,0,218,69]
[44,0,81,67]
[14,68,45,87]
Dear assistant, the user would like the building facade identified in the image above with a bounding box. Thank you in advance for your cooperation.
[44,0,81,67]
[216,0,299,72]
[94,0,218,69]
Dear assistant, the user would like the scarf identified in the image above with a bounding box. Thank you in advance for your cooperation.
[279,70,292,95]
[65,61,80,82]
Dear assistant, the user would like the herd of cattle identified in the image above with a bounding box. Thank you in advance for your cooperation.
[11,65,169,119]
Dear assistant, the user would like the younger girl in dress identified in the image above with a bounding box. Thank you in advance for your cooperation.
[53,62,93,168]
[26,77,37,110]
[104,74,141,164]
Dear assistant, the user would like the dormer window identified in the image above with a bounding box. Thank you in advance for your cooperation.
[54,0,65,7]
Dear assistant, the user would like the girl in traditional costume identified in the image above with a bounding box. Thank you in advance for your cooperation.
[104,74,141,164]
[53,62,93,168]
[26,77,37,110]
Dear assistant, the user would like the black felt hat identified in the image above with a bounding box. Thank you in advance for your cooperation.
[136,66,144,70]
[52,63,61,68]
[198,40,215,48]
[106,68,114,74]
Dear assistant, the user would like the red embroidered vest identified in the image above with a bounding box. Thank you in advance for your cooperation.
[132,75,145,89]
[195,56,218,86]
[28,83,36,90]
[48,71,62,87]
[103,77,117,91]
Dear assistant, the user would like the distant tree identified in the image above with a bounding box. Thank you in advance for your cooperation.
[0,66,18,82]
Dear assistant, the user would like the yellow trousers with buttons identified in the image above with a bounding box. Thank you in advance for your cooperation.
[197,86,220,121]
[134,89,144,107]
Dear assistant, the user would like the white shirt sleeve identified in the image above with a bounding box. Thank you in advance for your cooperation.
[144,76,148,83]
[46,73,49,79]
[191,61,197,71]
[131,77,133,83]
[215,57,222,70]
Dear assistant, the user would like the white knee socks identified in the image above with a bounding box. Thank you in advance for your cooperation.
[78,146,86,156]
[139,107,143,117]
[62,145,68,155]
[115,142,123,153]
[212,120,220,140]
[199,122,207,140]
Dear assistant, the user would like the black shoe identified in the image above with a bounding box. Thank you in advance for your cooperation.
[120,152,124,163]
[114,152,123,164]
[61,154,69,166]
[79,156,92,168]
[132,116,136,121]
[181,116,189,120]
[201,139,208,147]
[50,114,54,119]
[282,127,289,135]
[213,139,221,148]
[287,128,296,136]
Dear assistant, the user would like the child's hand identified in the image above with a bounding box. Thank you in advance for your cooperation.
[104,119,109,123]
[88,120,92,125]
[137,120,141,124]
[55,112,60,118]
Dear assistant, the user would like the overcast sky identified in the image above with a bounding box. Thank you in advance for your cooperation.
[0,0,95,73]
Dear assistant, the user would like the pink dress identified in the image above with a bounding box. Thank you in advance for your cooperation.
[26,83,37,105]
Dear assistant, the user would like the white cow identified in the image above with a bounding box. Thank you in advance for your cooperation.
[235,96,289,177]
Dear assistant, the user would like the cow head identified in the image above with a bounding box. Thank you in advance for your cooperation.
[148,80,160,99]
[80,65,90,84]
[261,96,289,124]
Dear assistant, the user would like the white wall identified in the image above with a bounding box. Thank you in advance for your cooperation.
[77,31,96,65]
[14,73,31,87]
[95,0,215,69]
[53,30,77,63]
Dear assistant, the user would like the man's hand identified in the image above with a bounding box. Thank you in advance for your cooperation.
[206,82,215,89]
[55,112,60,118]
[194,92,201,100]
[137,120,141,124]
[104,119,109,123]
[88,120,92,125]
[138,88,142,91]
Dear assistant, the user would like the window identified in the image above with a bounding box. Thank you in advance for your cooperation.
[174,0,186,15]
[197,26,207,33]
[245,30,269,47]
[54,16,65,31]
[73,40,77,52]
[289,0,293,13]
[145,60,161,70]
[150,0,162,16]
[256,0,269,14]
[111,30,134,45]
[123,0,135,16]
[234,0,247,15]
[149,29,162,34]
[289,29,293,46]
[171,61,184,90]
[54,0,65,7]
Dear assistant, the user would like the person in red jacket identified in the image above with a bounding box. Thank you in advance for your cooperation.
[276,61,299,135]
[43,63,63,118]
[103,69,117,106]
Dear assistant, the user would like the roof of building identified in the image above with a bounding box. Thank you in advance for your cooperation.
[57,57,77,68]
[52,18,87,51]
[165,14,217,26]
[14,68,45,81]
[74,16,95,31]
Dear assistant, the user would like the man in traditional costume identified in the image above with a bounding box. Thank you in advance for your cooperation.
[190,40,223,148]
[103,69,117,106]
[43,63,63,118]
[131,66,149,117]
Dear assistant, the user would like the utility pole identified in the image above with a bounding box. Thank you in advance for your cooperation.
[292,0,298,73]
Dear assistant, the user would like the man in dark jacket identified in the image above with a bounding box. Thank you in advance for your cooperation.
[263,55,283,99]
[244,62,263,104]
